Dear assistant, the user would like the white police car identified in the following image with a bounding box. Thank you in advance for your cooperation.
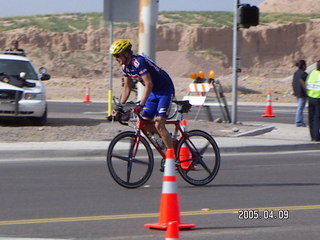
[0,52,50,125]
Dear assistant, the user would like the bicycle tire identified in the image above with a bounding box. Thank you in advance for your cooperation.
[176,129,220,186]
[106,131,154,188]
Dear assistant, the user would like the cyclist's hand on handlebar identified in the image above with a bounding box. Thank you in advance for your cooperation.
[111,104,124,119]
[132,104,144,114]
[115,105,124,113]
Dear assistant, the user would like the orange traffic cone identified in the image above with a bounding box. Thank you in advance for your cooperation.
[83,86,92,103]
[179,119,191,170]
[262,91,276,117]
[144,148,196,230]
[165,221,180,240]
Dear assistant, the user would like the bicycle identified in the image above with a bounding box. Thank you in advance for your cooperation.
[106,98,221,188]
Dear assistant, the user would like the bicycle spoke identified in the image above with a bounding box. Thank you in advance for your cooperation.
[185,139,210,156]
[112,154,150,165]
[198,158,211,174]
[126,158,133,182]
[111,154,130,162]
[190,141,212,173]
[184,140,198,157]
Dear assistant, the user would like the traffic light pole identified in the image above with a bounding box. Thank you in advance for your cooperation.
[231,0,240,124]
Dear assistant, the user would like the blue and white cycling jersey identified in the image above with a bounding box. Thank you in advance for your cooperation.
[121,54,175,95]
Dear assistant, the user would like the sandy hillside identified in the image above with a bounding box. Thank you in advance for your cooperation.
[2,6,320,103]
[259,0,320,13]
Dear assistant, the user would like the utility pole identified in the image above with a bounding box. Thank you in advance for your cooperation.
[231,0,240,124]
[137,0,159,100]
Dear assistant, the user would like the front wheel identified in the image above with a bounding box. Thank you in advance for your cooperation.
[107,131,154,188]
[176,130,220,186]
[30,107,47,126]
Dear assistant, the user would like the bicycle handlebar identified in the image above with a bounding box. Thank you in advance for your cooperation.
[108,97,192,125]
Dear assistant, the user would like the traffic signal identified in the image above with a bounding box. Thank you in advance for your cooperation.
[239,4,259,28]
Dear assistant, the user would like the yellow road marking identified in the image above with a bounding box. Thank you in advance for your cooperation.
[0,204,319,226]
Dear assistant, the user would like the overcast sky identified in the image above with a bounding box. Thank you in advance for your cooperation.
[0,0,264,17]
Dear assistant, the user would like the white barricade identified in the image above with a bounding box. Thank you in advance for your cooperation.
[183,83,215,120]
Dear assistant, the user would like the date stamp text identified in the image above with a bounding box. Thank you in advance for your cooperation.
[238,209,289,220]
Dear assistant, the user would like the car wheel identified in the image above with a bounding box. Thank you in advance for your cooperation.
[30,107,47,126]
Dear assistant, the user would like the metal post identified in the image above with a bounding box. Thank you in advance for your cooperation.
[103,0,139,114]
[137,0,158,101]
[231,0,240,124]
[107,20,114,116]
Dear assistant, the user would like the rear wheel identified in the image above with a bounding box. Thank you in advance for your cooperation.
[107,131,154,188]
[176,130,220,186]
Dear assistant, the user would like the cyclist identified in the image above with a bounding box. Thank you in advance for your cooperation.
[109,39,175,149]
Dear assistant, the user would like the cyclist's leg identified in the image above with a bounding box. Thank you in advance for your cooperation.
[141,93,158,135]
[154,93,174,149]
[141,95,168,172]
[141,92,174,149]
[155,116,173,149]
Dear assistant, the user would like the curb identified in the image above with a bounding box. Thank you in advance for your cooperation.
[0,149,106,160]
[0,142,319,160]
[234,126,275,137]
[220,142,320,153]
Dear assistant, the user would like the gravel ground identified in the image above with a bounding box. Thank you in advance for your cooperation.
[0,114,264,142]
[0,76,273,143]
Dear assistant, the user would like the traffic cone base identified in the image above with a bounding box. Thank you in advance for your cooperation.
[144,222,196,230]
[144,148,196,230]
[145,193,195,229]
[262,104,276,117]
[165,221,180,240]
[262,112,276,117]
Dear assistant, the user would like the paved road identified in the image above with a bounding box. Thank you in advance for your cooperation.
[47,101,302,124]
[1,101,299,126]
[1,150,319,239]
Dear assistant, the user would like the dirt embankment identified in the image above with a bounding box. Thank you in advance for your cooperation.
[1,17,320,102]
[259,0,320,13]
[1,20,320,79]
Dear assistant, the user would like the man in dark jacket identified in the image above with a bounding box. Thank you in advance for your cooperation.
[292,60,308,127]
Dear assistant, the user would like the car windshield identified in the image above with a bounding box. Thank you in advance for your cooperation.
[0,59,38,80]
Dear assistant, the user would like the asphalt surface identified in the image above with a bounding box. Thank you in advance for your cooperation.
[1,105,320,240]
[1,151,320,240]
[0,121,319,160]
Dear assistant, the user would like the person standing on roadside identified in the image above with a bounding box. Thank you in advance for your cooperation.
[306,60,320,141]
[5,40,25,56]
[292,60,308,127]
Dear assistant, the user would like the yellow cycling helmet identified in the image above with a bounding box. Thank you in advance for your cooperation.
[109,39,132,55]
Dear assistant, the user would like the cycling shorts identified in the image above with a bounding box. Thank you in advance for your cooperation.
[142,92,174,119]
